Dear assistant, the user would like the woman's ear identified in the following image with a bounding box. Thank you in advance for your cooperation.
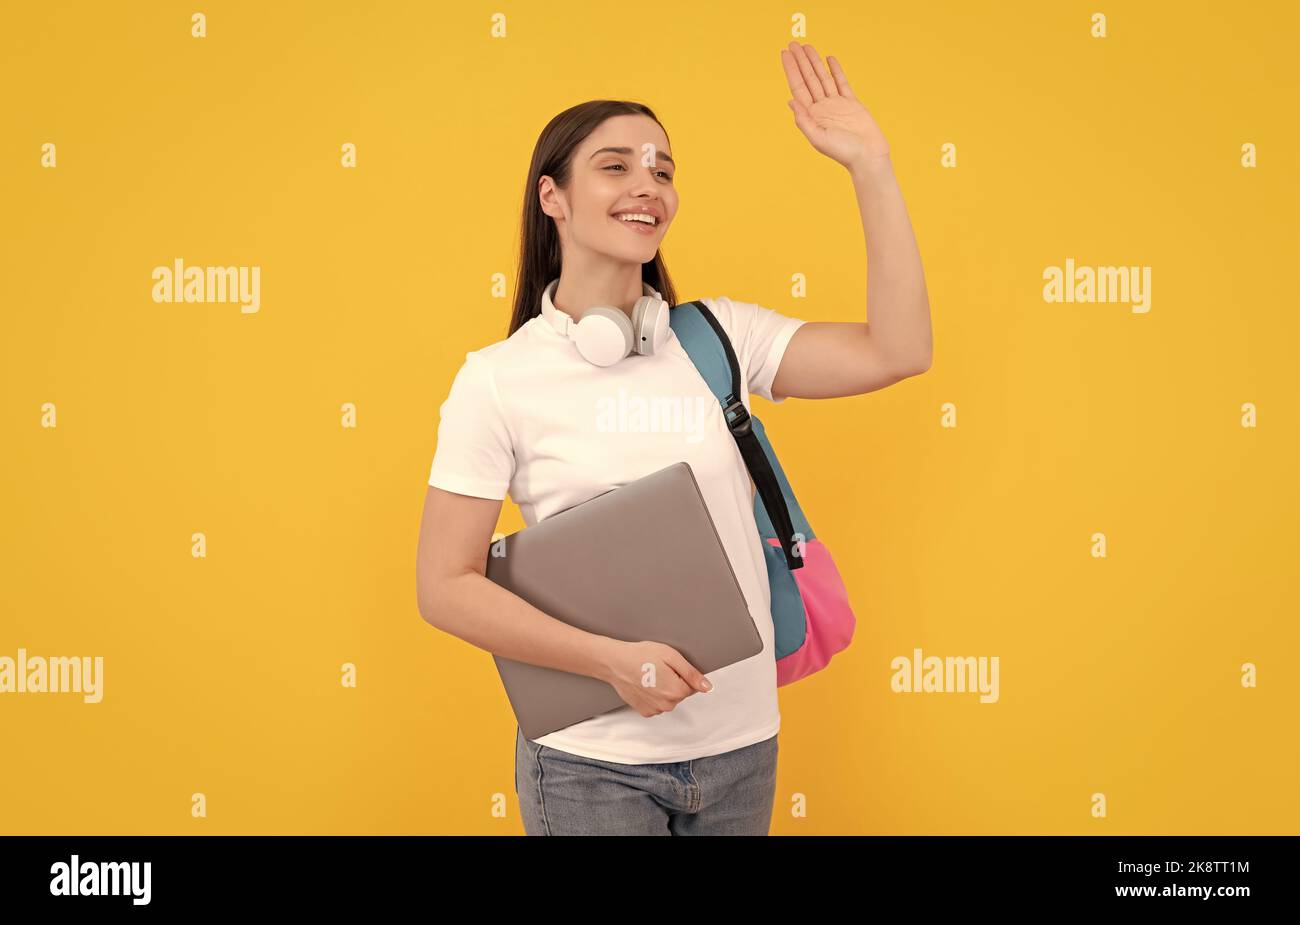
[538,175,567,222]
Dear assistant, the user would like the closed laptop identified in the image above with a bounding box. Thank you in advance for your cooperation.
[485,461,764,740]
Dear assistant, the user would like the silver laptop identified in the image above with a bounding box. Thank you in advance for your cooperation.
[485,461,764,740]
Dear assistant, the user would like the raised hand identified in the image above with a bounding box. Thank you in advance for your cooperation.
[780,41,891,169]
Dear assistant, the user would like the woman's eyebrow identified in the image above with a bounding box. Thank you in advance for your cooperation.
[588,145,675,167]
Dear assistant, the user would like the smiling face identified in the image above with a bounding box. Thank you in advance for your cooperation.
[539,114,678,265]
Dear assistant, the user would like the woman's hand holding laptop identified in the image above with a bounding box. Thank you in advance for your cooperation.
[598,639,714,718]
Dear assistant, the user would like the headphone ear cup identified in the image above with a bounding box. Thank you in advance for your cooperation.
[632,296,671,356]
[572,306,633,367]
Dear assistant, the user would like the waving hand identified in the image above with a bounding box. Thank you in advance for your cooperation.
[780,42,891,168]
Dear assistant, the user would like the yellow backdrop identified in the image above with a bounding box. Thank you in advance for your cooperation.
[2,0,1296,834]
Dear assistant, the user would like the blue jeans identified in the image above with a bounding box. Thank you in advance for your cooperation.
[514,726,779,835]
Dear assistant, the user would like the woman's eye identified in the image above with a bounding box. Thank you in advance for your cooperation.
[604,163,673,181]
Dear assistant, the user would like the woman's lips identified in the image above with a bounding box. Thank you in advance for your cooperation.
[611,214,659,235]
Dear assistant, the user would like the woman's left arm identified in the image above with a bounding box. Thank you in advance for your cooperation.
[771,41,933,401]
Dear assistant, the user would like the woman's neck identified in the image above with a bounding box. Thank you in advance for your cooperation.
[552,262,646,322]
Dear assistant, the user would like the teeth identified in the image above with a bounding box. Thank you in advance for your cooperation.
[616,213,657,225]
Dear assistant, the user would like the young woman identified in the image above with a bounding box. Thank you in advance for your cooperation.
[416,42,932,835]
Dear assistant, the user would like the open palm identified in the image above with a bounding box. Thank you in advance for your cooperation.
[780,41,891,167]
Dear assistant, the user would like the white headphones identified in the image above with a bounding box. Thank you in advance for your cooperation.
[540,278,671,367]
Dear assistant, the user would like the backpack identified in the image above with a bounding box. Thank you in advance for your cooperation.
[670,300,857,685]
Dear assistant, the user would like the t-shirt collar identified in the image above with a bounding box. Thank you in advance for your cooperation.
[539,277,664,338]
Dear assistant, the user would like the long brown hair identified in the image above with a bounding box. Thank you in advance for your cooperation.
[508,100,679,338]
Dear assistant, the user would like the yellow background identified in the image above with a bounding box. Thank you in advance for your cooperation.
[2,0,1296,834]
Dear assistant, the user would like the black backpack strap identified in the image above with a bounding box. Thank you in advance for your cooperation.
[689,301,803,571]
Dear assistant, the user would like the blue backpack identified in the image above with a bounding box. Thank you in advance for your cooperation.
[670,300,857,685]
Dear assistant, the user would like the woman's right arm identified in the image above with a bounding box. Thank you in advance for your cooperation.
[415,485,712,717]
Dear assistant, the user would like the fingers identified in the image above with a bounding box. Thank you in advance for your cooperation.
[800,43,840,98]
[665,649,712,693]
[786,41,824,102]
[827,54,857,99]
[783,41,840,102]
[780,43,816,108]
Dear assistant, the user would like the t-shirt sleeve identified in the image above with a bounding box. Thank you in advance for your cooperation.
[427,351,515,500]
[703,296,807,404]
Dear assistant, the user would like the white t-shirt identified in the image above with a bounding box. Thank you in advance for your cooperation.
[427,278,806,763]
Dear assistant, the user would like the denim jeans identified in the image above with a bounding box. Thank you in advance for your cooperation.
[514,725,778,835]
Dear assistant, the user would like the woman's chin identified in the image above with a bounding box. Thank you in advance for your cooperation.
[600,241,660,262]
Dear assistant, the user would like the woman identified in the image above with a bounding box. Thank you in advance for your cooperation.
[416,42,932,835]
